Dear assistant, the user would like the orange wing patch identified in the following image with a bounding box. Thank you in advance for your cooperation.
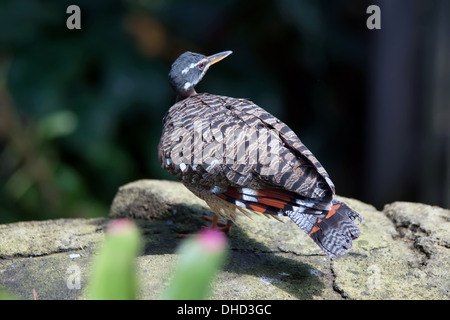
[308,225,321,236]
[256,197,287,209]
[248,203,269,213]
[325,203,342,219]
[256,188,293,203]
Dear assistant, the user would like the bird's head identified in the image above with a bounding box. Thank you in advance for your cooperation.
[168,50,232,100]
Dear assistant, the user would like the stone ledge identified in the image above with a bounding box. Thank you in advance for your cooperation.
[0,179,448,299]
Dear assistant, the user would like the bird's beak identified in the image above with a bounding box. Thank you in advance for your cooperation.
[206,50,233,67]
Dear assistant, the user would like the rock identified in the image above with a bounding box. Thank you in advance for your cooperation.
[0,218,104,258]
[109,179,210,220]
[0,179,448,300]
[0,218,106,300]
[331,199,449,299]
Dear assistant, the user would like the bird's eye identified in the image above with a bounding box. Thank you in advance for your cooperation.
[199,62,204,70]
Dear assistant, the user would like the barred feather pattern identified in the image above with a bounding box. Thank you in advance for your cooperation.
[158,93,361,258]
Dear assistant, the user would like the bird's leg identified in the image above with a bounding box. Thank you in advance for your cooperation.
[176,214,233,238]
[201,214,233,235]
[207,213,219,228]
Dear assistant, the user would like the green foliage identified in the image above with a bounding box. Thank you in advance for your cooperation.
[85,219,141,300]
[84,221,227,300]
[160,229,228,300]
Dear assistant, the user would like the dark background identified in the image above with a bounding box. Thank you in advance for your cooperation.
[0,0,448,223]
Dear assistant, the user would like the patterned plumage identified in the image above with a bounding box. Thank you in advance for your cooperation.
[158,51,361,258]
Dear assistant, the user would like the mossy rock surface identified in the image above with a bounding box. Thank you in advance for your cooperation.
[1,180,448,299]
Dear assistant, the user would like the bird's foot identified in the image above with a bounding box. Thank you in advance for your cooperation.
[176,214,233,238]
[201,215,233,235]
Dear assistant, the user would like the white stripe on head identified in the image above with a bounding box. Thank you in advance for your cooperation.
[181,62,196,75]
[181,58,207,75]
[183,82,192,90]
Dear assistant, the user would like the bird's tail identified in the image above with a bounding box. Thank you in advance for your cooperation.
[287,199,361,258]
[215,186,361,258]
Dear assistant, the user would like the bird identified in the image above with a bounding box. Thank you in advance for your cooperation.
[158,50,361,258]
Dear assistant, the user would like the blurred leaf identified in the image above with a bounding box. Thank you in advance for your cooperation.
[85,219,141,300]
[4,167,33,201]
[160,229,227,300]
[37,110,78,140]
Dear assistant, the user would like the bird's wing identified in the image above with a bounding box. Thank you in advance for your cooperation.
[158,93,334,208]
[217,94,335,195]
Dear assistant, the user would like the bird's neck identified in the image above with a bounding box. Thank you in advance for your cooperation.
[176,88,197,102]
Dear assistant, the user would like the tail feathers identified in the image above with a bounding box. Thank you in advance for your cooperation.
[216,186,332,216]
[287,200,361,258]
[215,186,361,258]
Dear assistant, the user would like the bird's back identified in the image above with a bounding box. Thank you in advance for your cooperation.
[159,93,334,203]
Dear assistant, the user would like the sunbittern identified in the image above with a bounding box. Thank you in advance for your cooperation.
[158,51,361,258]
